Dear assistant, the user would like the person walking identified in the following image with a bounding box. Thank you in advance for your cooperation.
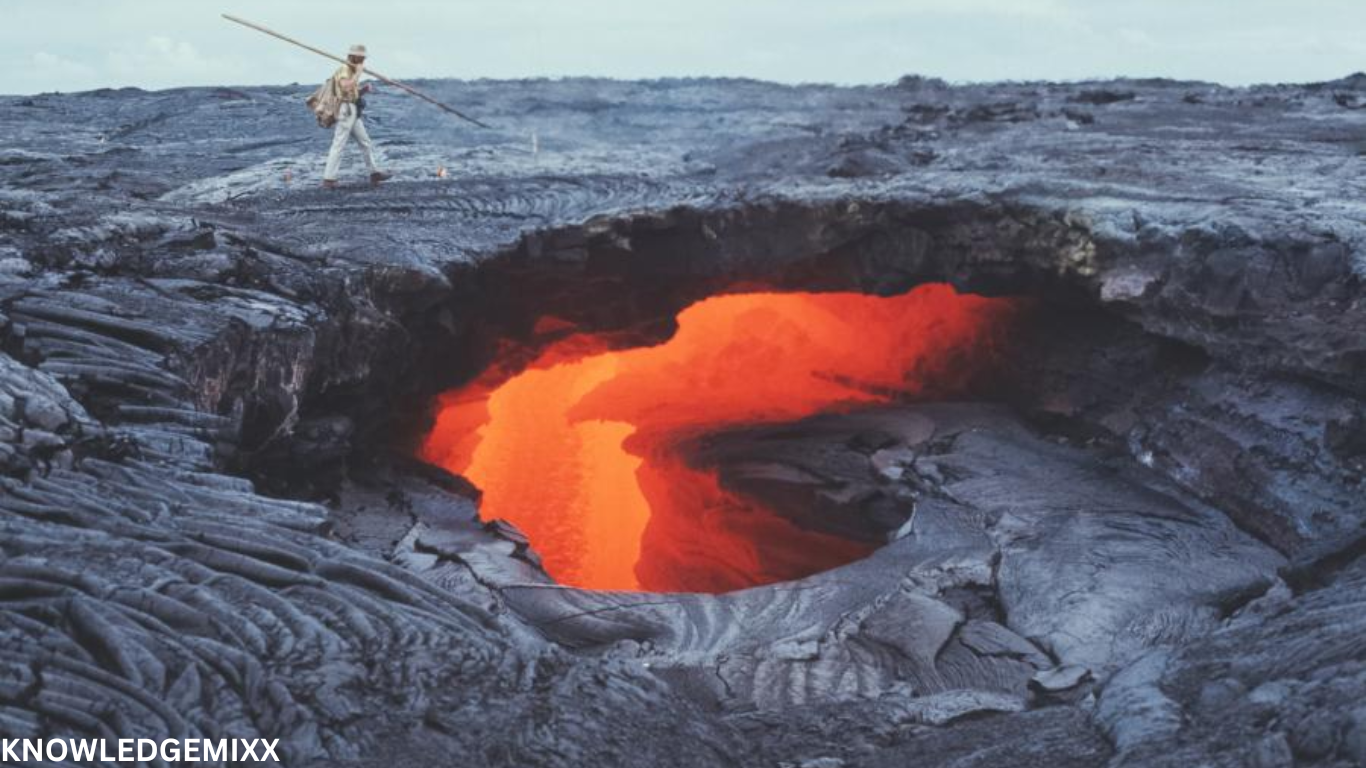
[322,44,392,188]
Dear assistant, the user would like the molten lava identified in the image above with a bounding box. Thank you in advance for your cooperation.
[420,284,1016,593]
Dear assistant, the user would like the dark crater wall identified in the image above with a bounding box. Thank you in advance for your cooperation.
[238,197,1360,569]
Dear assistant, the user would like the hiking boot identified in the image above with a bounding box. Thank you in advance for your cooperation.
[369,171,393,185]
[321,179,339,189]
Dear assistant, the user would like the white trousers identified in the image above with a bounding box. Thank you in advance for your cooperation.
[323,103,378,180]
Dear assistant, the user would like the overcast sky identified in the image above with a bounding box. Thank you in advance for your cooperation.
[5,0,1364,94]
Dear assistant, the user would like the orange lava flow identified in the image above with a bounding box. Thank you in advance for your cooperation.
[420,284,1016,593]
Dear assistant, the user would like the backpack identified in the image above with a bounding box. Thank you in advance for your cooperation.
[305,79,341,129]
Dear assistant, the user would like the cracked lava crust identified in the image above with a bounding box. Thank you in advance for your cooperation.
[0,74,1363,768]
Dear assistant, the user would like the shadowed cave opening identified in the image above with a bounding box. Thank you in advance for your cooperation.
[418,284,1021,592]
[244,201,1265,598]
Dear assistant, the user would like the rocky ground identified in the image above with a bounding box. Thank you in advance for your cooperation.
[1,73,1364,766]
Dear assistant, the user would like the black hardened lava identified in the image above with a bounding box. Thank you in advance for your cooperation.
[1,77,1363,767]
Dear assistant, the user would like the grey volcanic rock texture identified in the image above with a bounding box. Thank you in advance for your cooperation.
[1,73,1364,767]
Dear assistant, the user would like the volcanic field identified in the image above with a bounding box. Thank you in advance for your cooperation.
[1,74,1364,767]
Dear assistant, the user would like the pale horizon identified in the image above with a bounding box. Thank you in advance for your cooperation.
[6,0,1365,95]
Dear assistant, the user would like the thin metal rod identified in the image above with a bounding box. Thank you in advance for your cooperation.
[221,13,492,129]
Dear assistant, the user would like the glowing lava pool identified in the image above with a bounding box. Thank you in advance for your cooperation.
[420,284,1017,593]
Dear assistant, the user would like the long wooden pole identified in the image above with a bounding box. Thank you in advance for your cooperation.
[221,13,493,129]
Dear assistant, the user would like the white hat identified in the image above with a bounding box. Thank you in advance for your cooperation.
[348,44,368,57]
